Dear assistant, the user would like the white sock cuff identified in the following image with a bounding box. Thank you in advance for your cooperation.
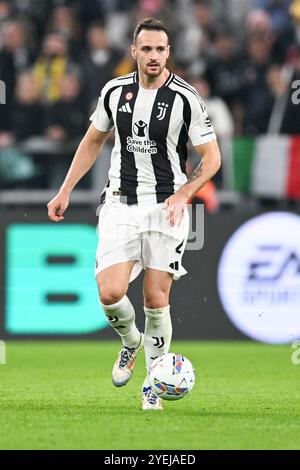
[101,295,129,310]
[144,305,170,319]
[119,324,140,339]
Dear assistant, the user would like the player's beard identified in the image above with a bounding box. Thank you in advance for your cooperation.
[144,62,164,77]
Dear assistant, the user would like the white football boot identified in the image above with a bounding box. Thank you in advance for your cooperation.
[112,332,144,387]
[141,376,163,410]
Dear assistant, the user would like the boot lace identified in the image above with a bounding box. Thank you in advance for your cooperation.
[147,390,159,405]
[119,347,134,368]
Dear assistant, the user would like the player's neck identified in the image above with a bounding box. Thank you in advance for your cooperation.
[138,68,170,90]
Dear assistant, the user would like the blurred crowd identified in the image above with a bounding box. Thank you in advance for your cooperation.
[0,0,300,189]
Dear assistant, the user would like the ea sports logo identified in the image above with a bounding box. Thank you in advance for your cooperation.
[217,212,300,344]
[133,120,148,137]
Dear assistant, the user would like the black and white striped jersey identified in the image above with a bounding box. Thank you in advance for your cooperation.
[90,71,216,205]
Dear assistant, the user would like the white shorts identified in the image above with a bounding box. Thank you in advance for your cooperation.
[95,197,189,283]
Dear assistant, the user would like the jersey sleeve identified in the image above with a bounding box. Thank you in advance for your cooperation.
[188,93,216,147]
[89,85,114,132]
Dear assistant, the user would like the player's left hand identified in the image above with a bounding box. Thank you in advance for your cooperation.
[164,192,188,227]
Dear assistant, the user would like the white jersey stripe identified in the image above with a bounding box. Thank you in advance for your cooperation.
[166,93,187,189]
[106,87,123,196]
[132,88,158,205]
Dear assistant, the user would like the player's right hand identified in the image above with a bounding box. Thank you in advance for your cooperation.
[47,191,70,222]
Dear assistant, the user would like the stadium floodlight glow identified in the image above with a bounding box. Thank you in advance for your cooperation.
[217,212,300,344]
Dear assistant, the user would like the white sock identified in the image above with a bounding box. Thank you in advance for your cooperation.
[144,305,172,371]
[101,295,141,349]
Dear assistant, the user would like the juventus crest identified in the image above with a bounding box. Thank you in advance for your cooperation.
[156,102,169,120]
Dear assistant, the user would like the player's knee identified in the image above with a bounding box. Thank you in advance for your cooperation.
[144,291,169,309]
[99,290,127,305]
[98,283,128,305]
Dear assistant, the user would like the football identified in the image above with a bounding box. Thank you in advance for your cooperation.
[148,353,195,401]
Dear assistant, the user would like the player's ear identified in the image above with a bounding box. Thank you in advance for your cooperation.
[131,44,136,60]
[166,44,170,59]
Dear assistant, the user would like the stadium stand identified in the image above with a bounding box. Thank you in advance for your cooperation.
[0,0,299,211]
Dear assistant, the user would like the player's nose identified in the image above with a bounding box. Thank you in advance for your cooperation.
[150,50,159,61]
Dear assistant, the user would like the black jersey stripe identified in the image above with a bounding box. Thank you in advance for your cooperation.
[173,74,199,91]
[103,75,135,118]
[173,75,202,97]
[102,76,135,118]
[100,191,106,203]
[173,77,205,111]
[116,82,139,205]
[173,78,206,114]
[173,78,205,113]
[103,85,120,120]
[148,87,176,203]
[175,92,192,174]
[164,72,174,87]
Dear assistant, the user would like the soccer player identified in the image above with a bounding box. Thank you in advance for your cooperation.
[47,18,221,410]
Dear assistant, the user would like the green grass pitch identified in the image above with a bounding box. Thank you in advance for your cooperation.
[0,340,300,450]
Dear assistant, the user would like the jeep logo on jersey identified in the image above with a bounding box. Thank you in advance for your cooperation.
[133,120,148,137]
[218,212,300,344]
[156,102,169,120]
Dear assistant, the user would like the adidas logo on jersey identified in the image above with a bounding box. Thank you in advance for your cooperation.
[118,102,132,113]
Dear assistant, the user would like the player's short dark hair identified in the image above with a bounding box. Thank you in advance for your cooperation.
[133,18,169,44]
